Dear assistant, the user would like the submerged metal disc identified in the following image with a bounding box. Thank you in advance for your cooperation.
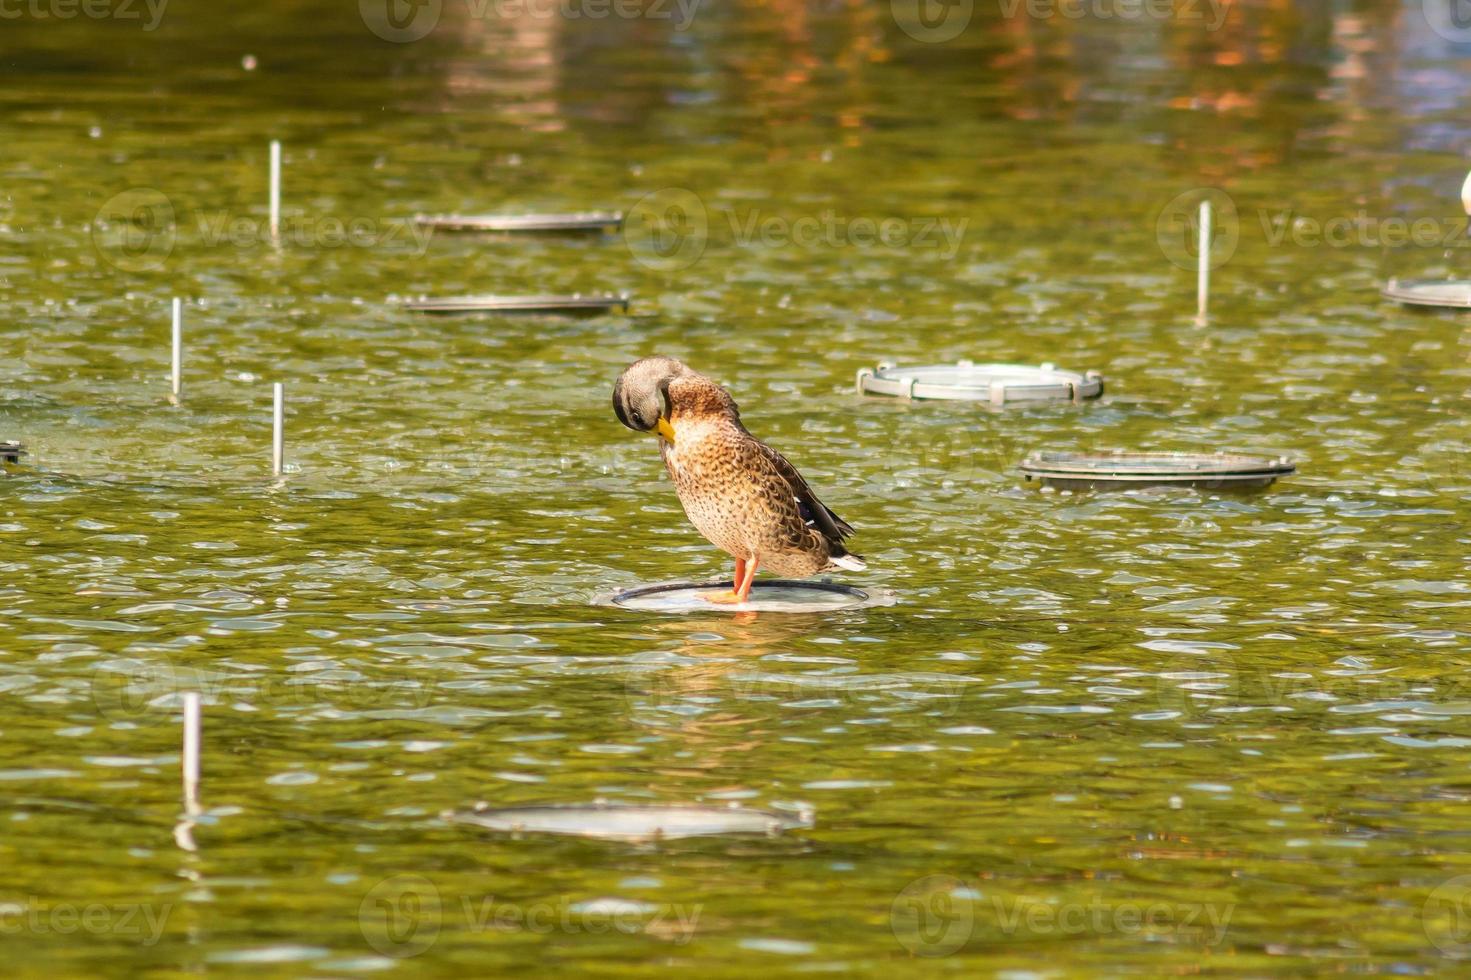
[0,442,24,464]
[448,803,811,841]
[404,294,630,314]
[609,579,892,614]
[856,361,1103,404]
[1382,278,1471,309]
[1020,451,1295,491]
[415,212,623,233]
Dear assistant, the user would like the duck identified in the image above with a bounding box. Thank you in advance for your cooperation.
[612,356,864,604]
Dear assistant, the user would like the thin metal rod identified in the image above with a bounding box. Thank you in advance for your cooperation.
[269,140,282,242]
[182,692,201,815]
[170,297,182,398]
[1196,200,1211,320]
[272,382,285,477]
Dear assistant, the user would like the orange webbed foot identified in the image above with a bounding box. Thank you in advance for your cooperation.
[701,558,751,605]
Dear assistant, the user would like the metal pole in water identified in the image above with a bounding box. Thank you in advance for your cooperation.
[182,691,201,815]
[1196,200,1211,321]
[272,382,285,477]
[269,140,282,243]
[170,297,183,399]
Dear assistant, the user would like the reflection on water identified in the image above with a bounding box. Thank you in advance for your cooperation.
[2,0,1471,973]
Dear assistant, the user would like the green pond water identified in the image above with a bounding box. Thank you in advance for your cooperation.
[4,0,1471,975]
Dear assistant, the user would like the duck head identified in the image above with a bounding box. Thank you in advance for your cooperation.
[612,355,691,444]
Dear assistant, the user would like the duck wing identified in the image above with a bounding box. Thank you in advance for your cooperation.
[754,441,855,543]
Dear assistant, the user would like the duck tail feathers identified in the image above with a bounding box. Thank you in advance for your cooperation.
[830,552,866,572]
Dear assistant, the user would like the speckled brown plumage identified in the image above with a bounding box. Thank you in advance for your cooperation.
[613,356,863,601]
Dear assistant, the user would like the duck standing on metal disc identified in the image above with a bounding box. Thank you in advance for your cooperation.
[612,356,865,604]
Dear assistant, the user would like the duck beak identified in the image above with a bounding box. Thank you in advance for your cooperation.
[655,417,676,444]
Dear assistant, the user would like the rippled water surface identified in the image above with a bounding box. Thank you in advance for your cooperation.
[4,1,1471,975]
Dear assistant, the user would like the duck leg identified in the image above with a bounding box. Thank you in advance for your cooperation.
[734,556,759,603]
[702,556,748,604]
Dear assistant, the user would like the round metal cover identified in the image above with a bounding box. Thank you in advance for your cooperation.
[0,442,24,464]
[447,803,811,841]
[415,211,623,233]
[1020,450,1295,491]
[404,294,630,314]
[856,361,1103,403]
[608,579,893,614]
[1382,278,1471,309]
